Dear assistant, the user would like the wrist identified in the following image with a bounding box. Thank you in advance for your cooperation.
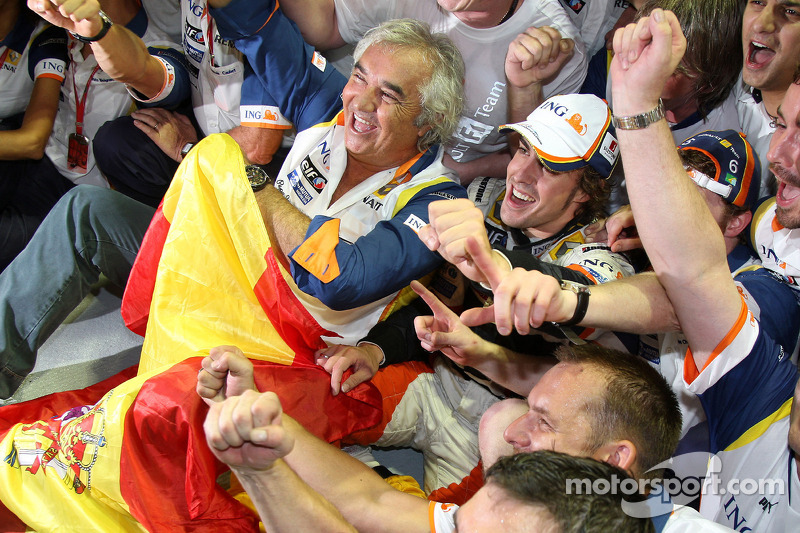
[70,10,113,43]
[357,341,386,367]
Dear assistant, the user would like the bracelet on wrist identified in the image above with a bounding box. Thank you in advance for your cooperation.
[611,99,665,130]
[69,10,113,43]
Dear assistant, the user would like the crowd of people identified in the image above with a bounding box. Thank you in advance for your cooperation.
[0,0,799,531]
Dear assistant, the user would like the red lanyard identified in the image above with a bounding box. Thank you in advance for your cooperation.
[204,8,216,67]
[0,47,10,69]
[71,56,101,136]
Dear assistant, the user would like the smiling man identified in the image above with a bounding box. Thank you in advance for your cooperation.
[196,343,731,532]
[736,0,800,195]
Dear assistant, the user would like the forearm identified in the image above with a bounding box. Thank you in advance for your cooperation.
[466,343,556,396]
[0,77,61,160]
[282,416,429,533]
[234,461,357,533]
[277,0,345,49]
[90,25,169,99]
[507,81,544,124]
[254,186,310,260]
[579,272,680,334]
[444,151,512,185]
[227,125,283,166]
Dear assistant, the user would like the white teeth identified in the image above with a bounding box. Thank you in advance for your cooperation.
[752,42,769,49]
[512,189,534,202]
[352,114,374,133]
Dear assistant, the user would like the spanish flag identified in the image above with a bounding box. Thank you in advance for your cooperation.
[0,135,383,531]
[123,133,336,374]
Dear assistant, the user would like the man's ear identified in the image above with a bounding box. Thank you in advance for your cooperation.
[723,209,753,239]
[595,439,638,475]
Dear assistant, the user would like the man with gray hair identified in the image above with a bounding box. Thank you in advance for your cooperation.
[0,2,466,402]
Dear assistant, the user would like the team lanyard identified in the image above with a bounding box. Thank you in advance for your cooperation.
[67,41,101,172]
[203,7,216,67]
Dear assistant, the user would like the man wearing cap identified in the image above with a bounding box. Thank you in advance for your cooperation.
[454,11,800,528]
[314,93,633,503]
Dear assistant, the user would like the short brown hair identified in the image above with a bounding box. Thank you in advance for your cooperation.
[638,0,744,118]
[555,344,682,480]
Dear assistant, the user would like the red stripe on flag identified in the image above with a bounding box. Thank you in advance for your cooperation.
[119,358,381,530]
[121,205,170,336]
[252,249,338,364]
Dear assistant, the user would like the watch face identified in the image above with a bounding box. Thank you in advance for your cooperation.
[246,165,270,191]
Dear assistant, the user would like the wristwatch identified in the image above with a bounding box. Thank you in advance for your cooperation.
[557,279,591,327]
[611,99,665,130]
[180,142,195,160]
[70,10,113,43]
[246,165,272,192]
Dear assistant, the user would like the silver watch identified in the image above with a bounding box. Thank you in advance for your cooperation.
[611,99,665,130]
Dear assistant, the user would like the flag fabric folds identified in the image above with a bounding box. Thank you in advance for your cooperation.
[122,134,336,375]
[0,135,385,531]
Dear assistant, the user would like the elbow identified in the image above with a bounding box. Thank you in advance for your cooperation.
[317,288,361,311]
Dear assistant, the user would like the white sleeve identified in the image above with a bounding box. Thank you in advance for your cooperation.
[428,501,458,533]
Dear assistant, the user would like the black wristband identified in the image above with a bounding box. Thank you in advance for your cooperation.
[557,280,591,327]
[70,11,113,43]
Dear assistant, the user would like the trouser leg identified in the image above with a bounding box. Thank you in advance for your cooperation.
[0,157,74,272]
[0,185,155,398]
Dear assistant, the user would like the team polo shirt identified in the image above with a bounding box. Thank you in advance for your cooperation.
[0,16,67,121]
[44,7,186,186]
[181,0,290,135]
[749,197,800,293]
[684,297,799,531]
[733,77,776,198]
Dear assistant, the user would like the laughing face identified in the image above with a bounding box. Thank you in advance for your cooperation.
[742,0,800,95]
[500,140,588,239]
[341,43,432,173]
[767,83,800,228]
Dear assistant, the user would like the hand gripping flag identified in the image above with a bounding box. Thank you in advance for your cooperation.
[0,134,384,531]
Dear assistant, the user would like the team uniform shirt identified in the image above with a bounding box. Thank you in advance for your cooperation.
[211,0,467,346]
[559,0,631,56]
[0,16,66,122]
[45,8,185,186]
[615,245,800,441]
[750,197,800,293]
[470,176,634,285]
[333,0,588,165]
[683,297,799,531]
[733,76,775,198]
[278,113,466,344]
[181,0,290,135]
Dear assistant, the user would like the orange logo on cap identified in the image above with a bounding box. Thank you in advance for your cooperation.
[566,114,588,136]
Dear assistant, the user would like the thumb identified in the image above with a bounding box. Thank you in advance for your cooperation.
[460,306,495,328]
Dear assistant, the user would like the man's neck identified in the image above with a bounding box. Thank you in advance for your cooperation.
[451,0,524,29]
[664,97,700,125]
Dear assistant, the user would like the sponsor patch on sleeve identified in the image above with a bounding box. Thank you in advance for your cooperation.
[403,214,426,234]
[312,51,327,72]
[34,57,66,81]
[240,105,293,128]
[127,57,176,103]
